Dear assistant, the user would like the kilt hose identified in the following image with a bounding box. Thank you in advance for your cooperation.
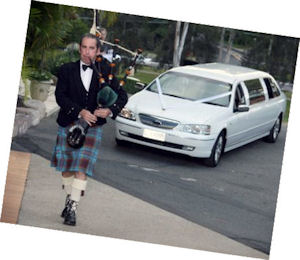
[51,123,102,177]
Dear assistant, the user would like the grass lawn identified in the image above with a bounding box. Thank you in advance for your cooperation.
[134,66,165,84]
[283,91,292,123]
[119,65,166,95]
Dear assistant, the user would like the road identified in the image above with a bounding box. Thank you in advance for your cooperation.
[11,112,287,254]
[218,47,245,65]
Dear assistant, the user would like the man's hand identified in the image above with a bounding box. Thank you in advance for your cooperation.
[79,109,97,126]
[93,108,112,118]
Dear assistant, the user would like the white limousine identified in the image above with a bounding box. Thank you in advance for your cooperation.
[115,63,286,167]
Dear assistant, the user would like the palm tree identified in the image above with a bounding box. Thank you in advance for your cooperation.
[25,2,76,70]
[20,2,78,100]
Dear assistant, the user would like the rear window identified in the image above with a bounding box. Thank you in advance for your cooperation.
[234,84,246,111]
[244,79,265,105]
[264,78,281,98]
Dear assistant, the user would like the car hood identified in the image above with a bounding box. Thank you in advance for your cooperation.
[127,90,228,124]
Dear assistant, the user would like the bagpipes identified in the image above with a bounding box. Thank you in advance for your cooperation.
[66,42,142,149]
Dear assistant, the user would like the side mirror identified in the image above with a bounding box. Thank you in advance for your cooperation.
[235,104,249,112]
[135,82,146,90]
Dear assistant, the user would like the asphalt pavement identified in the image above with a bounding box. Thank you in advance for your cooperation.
[12,110,286,255]
[10,89,284,258]
[17,152,267,259]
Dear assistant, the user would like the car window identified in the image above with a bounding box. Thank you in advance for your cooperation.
[147,71,232,107]
[244,79,265,105]
[263,78,281,98]
[234,84,246,111]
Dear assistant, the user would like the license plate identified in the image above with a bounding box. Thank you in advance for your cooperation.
[143,129,166,142]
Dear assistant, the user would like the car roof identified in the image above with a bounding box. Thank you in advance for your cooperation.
[170,63,270,84]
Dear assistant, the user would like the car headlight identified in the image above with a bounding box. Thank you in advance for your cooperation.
[176,124,211,135]
[119,108,136,121]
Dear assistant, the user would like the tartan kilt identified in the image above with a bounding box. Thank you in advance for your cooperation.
[51,123,102,177]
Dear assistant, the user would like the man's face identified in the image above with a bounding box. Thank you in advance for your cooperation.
[79,37,98,64]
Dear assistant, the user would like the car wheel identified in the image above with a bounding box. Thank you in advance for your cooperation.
[264,115,282,143]
[115,138,128,146]
[203,131,225,167]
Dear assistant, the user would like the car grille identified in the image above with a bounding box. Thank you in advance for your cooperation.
[139,113,178,129]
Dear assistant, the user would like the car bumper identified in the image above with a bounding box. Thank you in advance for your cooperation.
[115,117,216,158]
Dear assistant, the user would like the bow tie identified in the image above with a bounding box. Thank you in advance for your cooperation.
[82,64,92,71]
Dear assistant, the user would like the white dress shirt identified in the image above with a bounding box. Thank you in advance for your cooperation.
[80,61,93,92]
[79,60,113,118]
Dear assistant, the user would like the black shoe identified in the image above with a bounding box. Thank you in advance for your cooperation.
[63,200,78,226]
[61,195,71,218]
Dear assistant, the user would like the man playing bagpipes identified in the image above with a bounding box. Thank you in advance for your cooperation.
[51,33,128,226]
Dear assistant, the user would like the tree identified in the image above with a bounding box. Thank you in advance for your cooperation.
[218,28,226,62]
[242,33,299,82]
[224,29,236,63]
[98,10,118,27]
[173,21,189,67]
[25,2,77,70]
[21,2,80,99]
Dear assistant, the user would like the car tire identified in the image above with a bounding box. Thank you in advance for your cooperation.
[115,138,128,146]
[203,131,225,167]
[264,115,282,143]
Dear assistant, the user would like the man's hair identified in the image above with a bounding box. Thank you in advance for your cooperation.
[79,33,101,49]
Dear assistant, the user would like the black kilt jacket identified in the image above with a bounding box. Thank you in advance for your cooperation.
[55,59,128,127]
